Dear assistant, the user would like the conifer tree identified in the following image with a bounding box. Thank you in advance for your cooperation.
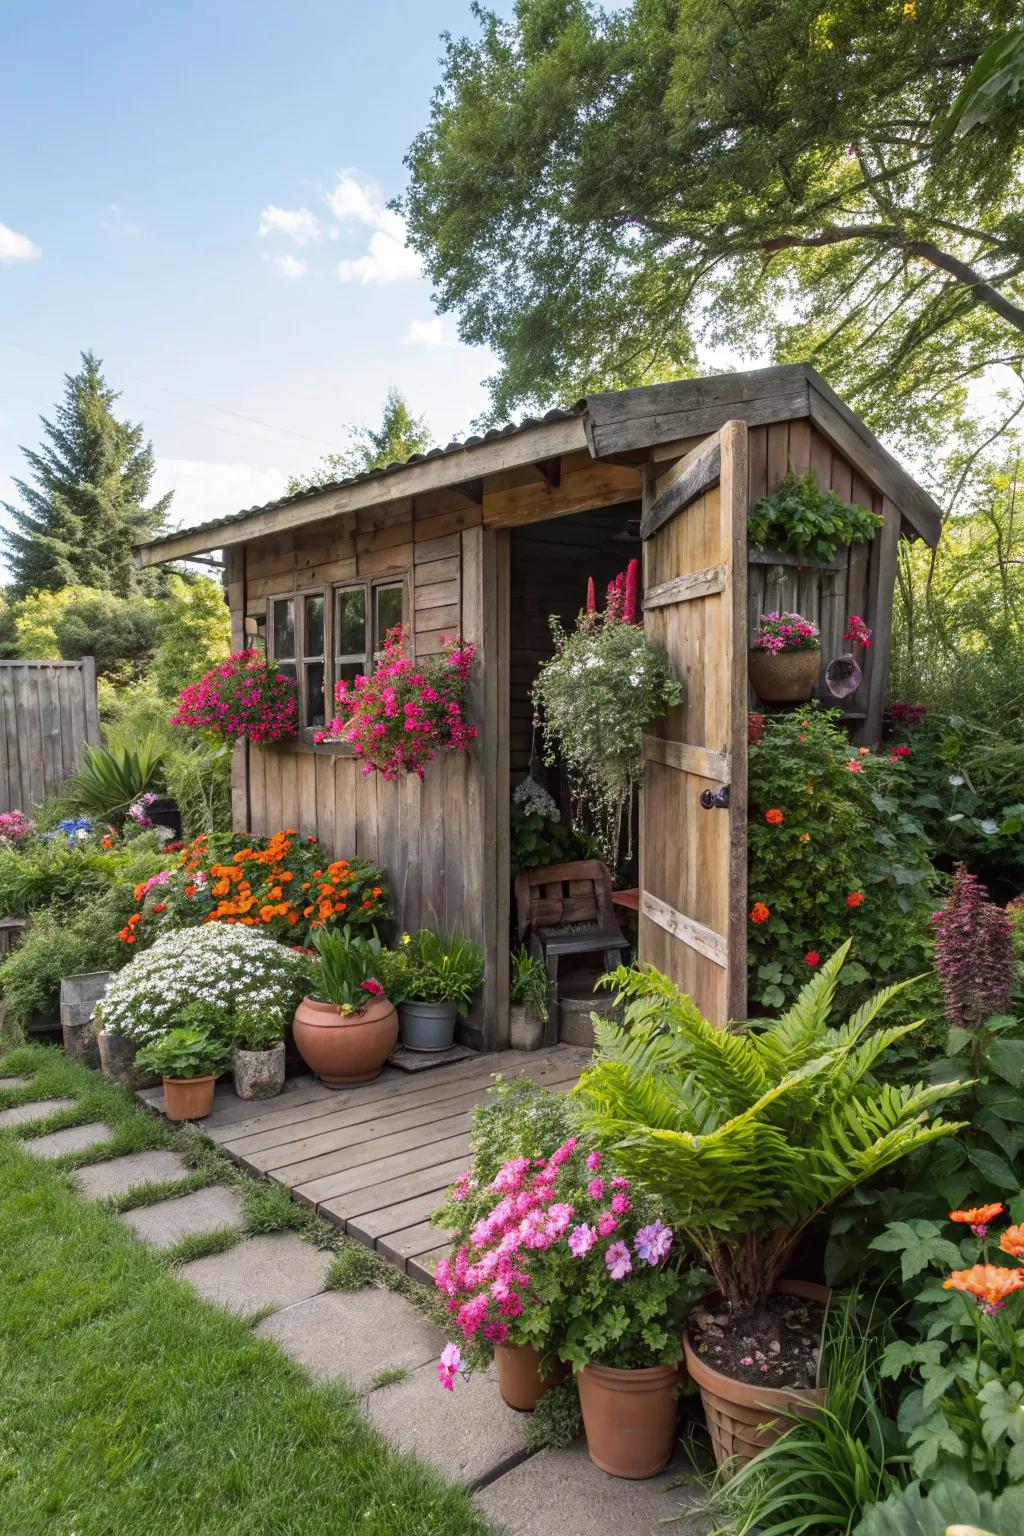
[1,351,171,598]
[286,387,432,494]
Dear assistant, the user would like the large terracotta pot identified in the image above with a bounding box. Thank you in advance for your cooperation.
[748,647,821,703]
[292,995,398,1086]
[494,1341,567,1411]
[683,1280,829,1476]
[97,1031,159,1090]
[162,1074,217,1121]
[577,1361,679,1479]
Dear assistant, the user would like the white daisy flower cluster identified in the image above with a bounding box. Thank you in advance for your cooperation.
[94,924,310,1043]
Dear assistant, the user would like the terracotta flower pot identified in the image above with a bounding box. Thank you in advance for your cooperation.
[97,1031,159,1090]
[748,647,821,703]
[577,1361,680,1479]
[292,995,398,1086]
[162,1074,217,1122]
[683,1280,829,1476]
[494,1341,567,1411]
[232,1041,286,1101]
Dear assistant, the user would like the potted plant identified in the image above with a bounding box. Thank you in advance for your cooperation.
[574,944,965,1474]
[749,611,822,703]
[170,649,299,744]
[292,924,398,1086]
[378,928,484,1052]
[135,1022,230,1121]
[229,1002,286,1100]
[508,945,548,1050]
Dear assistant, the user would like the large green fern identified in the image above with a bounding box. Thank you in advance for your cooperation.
[574,942,966,1316]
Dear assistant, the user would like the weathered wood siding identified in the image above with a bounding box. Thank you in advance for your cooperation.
[0,658,100,813]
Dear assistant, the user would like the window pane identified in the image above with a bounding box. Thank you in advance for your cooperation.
[305,662,325,727]
[335,587,367,658]
[337,661,364,687]
[374,584,404,649]
[304,593,325,658]
[272,598,295,660]
[275,661,297,683]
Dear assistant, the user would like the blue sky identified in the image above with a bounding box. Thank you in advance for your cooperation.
[0,0,512,565]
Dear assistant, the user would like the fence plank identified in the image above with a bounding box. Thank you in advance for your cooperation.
[0,659,101,813]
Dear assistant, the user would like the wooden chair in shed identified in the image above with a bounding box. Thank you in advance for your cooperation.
[514,859,630,1046]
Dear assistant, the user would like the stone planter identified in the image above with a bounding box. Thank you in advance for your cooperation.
[162,1074,217,1121]
[559,991,621,1048]
[748,647,821,703]
[60,970,111,1070]
[232,1041,286,1101]
[494,1341,566,1411]
[292,995,398,1086]
[508,1004,544,1052]
[577,1360,680,1479]
[398,1000,458,1053]
[683,1280,829,1475]
[97,1031,160,1090]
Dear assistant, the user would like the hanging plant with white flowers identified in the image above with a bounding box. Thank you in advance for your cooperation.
[531,561,682,872]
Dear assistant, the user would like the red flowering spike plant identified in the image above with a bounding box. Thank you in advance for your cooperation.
[315,625,477,781]
[170,650,298,744]
[932,864,1013,1035]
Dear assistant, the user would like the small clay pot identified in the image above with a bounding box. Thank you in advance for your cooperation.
[292,995,399,1086]
[232,1041,285,1101]
[508,1005,544,1052]
[97,1031,159,1090]
[683,1280,829,1476]
[162,1074,217,1122]
[578,1360,680,1479]
[494,1341,567,1411]
[748,647,821,703]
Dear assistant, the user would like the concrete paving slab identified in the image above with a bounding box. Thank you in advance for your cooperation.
[76,1148,191,1200]
[0,1097,74,1129]
[365,1358,529,1489]
[122,1185,244,1249]
[23,1122,114,1159]
[474,1441,705,1533]
[0,1076,30,1089]
[179,1231,332,1313]
[255,1287,443,1392]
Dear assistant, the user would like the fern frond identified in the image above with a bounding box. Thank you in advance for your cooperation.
[749,941,850,1074]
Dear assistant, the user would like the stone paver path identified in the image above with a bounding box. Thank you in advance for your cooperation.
[366,1359,530,1488]
[76,1148,190,1199]
[122,1185,244,1249]
[255,1287,443,1394]
[24,1122,114,1159]
[0,1097,75,1129]
[474,1442,705,1533]
[180,1231,332,1313]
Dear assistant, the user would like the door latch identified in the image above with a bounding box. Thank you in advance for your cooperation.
[699,785,731,810]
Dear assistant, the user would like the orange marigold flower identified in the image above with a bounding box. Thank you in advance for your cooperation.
[950,1203,1004,1227]
[765,809,784,826]
[845,891,865,909]
[269,886,283,900]
[1000,1224,1024,1259]
[303,905,314,918]
[259,905,276,922]
[371,886,383,897]
[287,912,299,925]
[943,1264,1024,1310]
[750,902,770,925]
[858,746,870,756]
[799,832,811,843]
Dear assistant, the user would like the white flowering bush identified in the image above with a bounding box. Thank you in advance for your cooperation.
[532,613,681,872]
[93,924,311,1044]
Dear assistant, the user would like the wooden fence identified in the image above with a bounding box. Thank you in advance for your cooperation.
[0,659,100,814]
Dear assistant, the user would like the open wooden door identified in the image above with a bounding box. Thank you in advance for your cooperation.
[638,419,748,1026]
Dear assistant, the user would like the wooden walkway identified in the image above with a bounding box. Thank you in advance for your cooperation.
[138,1045,590,1284]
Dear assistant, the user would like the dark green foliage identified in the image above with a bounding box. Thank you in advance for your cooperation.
[53,590,161,678]
[135,1027,231,1081]
[749,469,883,563]
[163,739,233,839]
[523,1376,582,1452]
[853,1479,1024,1536]
[287,387,432,494]
[1,351,171,598]
[510,801,583,879]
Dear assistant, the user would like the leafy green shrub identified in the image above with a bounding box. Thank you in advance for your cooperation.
[523,1376,582,1452]
[749,468,883,562]
[509,946,548,1020]
[163,739,232,838]
[135,1027,230,1080]
[376,928,483,1013]
[69,739,165,820]
[748,706,937,1012]
[853,1479,1024,1536]
[0,839,110,918]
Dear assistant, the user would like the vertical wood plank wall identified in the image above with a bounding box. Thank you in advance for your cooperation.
[0,659,100,813]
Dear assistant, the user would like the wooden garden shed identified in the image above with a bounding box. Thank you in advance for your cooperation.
[136,364,941,1047]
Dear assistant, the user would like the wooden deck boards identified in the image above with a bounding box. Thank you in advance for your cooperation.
[145,1045,590,1283]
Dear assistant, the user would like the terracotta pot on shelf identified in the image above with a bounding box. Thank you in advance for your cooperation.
[494,1341,567,1411]
[577,1360,680,1479]
[748,647,821,704]
[162,1074,217,1121]
[292,995,398,1086]
[683,1280,829,1477]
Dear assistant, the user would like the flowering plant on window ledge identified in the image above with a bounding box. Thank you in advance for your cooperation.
[170,650,298,744]
[314,625,477,780]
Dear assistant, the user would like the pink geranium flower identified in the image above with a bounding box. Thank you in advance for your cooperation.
[605,1241,632,1281]
[568,1223,597,1258]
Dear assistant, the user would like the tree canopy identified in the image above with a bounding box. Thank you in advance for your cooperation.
[1,351,171,598]
[286,387,432,493]
[402,1,1024,450]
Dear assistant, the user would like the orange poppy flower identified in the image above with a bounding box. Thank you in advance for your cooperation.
[765,809,784,826]
[950,1203,1004,1227]
[943,1264,1024,1309]
[999,1224,1024,1259]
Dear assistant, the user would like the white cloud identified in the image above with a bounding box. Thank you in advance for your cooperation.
[405,316,453,347]
[258,204,320,245]
[0,221,40,263]
[327,171,421,286]
[153,459,290,532]
[266,253,308,280]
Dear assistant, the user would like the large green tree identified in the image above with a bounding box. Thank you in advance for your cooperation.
[286,387,432,493]
[1,351,171,598]
[403,1,1024,448]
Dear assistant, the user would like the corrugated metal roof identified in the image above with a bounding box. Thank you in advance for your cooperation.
[142,404,585,552]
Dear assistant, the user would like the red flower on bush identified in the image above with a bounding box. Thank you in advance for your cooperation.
[171,650,298,744]
[750,901,770,925]
[845,891,865,909]
[765,808,784,826]
[748,712,766,746]
[804,951,820,968]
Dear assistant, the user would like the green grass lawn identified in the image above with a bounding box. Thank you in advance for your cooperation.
[0,1046,488,1536]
